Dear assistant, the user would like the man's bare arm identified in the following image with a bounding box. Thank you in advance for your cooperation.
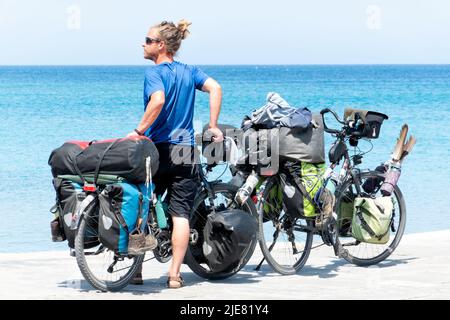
[201,78,222,129]
[128,90,165,136]
[201,78,224,142]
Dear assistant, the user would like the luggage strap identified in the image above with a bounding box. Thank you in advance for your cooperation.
[73,139,120,188]
[131,186,145,234]
[93,139,120,185]
[111,199,130,233]
[285,165,316,208]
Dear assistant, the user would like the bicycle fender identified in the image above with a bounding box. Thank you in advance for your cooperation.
[71,194,98,230]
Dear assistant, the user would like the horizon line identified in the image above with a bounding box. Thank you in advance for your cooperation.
[1,63,450,67]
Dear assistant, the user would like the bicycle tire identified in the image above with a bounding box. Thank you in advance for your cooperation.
[258,177,314,275]
[75,197,144,292]
[334,170,406,266]
[184,183,259,280]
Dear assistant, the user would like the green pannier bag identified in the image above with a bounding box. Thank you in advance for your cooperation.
[262,183,283,222]
[337,194,354,237]
[351,196,394,244]
[280,161,326,218]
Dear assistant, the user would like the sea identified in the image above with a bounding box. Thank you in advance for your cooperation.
[1,65,449,253]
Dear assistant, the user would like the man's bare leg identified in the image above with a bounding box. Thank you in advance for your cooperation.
[168,216,190,286]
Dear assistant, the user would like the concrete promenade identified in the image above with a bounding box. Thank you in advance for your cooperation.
[1,230,449,300]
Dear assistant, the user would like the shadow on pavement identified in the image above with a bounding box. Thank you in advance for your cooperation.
[369,257,418,268]
[298,256,418,279]
[299,258,349,278]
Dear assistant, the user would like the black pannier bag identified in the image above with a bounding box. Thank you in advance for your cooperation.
[48,136,159,183]
[202,209,258,273]
[52,178,100,249]
[344,108,388,139]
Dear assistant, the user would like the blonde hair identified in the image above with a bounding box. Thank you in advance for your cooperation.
[154,19,192,55]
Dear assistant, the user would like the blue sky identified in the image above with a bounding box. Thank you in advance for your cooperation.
[1,0,449,65]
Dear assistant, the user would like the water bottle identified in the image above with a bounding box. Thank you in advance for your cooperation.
[235,171,259,204]
[380,162,401,196]
[155,195,168,229]
[338,160,349,184]
[230,170,246,188]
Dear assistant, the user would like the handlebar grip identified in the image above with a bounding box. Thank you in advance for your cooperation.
[320,108,332,115]
[320,108,342,134]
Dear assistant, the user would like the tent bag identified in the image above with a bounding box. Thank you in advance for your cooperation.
[49,136,159,183]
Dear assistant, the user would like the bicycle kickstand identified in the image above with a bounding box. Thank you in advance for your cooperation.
[254,257,265,271]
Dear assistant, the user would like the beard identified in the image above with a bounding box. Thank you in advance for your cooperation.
[144,50,157,62]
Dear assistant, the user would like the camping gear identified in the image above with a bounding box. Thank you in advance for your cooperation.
[48,141,89,177]
[202,209,258,273]
[242,92,312,130]
[49,136,159,184]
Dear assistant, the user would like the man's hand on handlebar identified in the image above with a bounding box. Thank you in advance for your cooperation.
[207,126,224,143]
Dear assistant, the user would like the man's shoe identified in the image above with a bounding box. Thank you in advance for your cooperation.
[143,234,158,251]
[128,232,157,256]
[128,232,146,256]
[166,275,184,289]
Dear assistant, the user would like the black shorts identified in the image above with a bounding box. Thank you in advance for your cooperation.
[153,143,200,219]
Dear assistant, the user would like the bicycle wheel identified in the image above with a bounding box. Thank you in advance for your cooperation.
[75,197,144,292]
[258,177,314,275]
[334,171,406,266]
[185,183,259,280]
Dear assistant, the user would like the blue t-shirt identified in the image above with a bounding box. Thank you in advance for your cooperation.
[143,61,209,145]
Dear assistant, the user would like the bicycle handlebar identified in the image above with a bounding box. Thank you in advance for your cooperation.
[320,108,345,135]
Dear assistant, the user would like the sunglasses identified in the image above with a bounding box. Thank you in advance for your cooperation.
[145,37,161,45]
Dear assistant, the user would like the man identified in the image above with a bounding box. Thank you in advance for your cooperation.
[127,19,223,288]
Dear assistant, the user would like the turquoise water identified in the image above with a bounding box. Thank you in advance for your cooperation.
[1,65,449,253]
